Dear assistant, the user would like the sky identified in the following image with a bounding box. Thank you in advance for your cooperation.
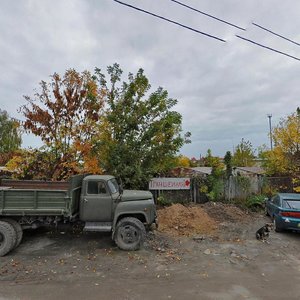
[1,0,300,158]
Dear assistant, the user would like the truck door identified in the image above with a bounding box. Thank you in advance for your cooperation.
[80,180,112,222]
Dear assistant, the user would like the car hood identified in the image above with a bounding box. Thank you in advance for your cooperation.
[121,190,153,201]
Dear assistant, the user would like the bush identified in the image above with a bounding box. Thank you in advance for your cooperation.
[6,149,80,181]
[246,195,267,211]
[156,194,190,206]
[207,178,224,201]
[157,195,172,206]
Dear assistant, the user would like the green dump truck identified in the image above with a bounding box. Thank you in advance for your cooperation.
[0,174,157,256]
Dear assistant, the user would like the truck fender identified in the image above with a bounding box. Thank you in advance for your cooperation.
[112,211,148,239]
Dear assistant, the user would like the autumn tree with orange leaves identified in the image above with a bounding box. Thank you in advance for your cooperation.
[20,69,104,179]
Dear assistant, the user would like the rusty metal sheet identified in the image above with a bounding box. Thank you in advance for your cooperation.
[0,179,69,190]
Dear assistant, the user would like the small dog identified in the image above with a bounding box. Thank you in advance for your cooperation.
[256,223,273,241]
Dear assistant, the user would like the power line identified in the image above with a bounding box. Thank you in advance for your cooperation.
[113,0,226,42]
[252,22,300,47]
[113,1,300,62]
[169,0,246,31]
[236,35,300,62]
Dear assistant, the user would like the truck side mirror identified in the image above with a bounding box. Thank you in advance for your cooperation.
[118,178,124,195]
[119,185,123,195]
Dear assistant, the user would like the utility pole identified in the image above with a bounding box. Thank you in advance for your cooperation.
[267,114,273,150]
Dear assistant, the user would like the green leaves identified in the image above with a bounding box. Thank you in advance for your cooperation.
[232,139,255,167]
[0,110,22,154]
[224,151,233,177]
[96,64,188,189]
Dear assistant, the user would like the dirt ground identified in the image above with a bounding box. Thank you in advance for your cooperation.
[0,203,300,300]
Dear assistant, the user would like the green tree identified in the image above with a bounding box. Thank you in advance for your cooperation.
[0,110,22,154]
[232,139,255,167]
[224,151,233,178]
[204,149,214,167]
[202,149,224,200]
[95,64,190,189]
[203,149,223,176]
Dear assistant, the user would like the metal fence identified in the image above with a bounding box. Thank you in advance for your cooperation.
[150,175,296,204]
[265,177,293,193]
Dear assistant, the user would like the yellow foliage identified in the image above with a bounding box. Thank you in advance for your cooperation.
[199,185,208,193]
[6,155,23,172]
[263,111,300,176]
[293,186,300,193]
[175,155,191,167]
[273,114,300,152]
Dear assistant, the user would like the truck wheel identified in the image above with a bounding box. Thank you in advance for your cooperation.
[2,218,23,249]
[115,217,146,251]
[0,220,17,256]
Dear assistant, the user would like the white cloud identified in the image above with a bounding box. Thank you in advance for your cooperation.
[1,0,300,157]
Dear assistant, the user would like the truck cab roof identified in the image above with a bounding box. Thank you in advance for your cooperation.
[83,175,115,181]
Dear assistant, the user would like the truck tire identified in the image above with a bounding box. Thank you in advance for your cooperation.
[2,218,23,249]
[114,217,146,251]
[0,220,17,256]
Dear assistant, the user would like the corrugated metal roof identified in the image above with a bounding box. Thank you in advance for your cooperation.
[190,167,212,175]
[234,167,265,175]
[0,166,13,173]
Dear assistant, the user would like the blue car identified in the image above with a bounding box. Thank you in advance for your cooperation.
[266,193,300,232]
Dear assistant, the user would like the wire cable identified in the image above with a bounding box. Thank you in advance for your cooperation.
[252,22,300,47]
[236,35,300,61]
[113,0,226,42]
[169,0,246,31]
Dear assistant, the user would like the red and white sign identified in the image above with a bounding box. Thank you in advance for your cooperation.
[149,178,191,190]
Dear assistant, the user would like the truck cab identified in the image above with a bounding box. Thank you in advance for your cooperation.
[80,175,156,250]
[80,175,118,222]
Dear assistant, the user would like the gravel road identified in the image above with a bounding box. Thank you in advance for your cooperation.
[0,213,299,300]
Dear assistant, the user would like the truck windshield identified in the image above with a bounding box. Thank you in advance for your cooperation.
[107,179,119,194]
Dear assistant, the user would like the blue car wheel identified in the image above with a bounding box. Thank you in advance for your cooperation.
[273,216,283,232]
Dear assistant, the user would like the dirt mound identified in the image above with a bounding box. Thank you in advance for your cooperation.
[157,204,218,237]
[202,202,251,223]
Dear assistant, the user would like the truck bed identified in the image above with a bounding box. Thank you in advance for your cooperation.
[0,175,84,217]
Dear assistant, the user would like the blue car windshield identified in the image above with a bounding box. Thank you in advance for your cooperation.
[283,200,300,209]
